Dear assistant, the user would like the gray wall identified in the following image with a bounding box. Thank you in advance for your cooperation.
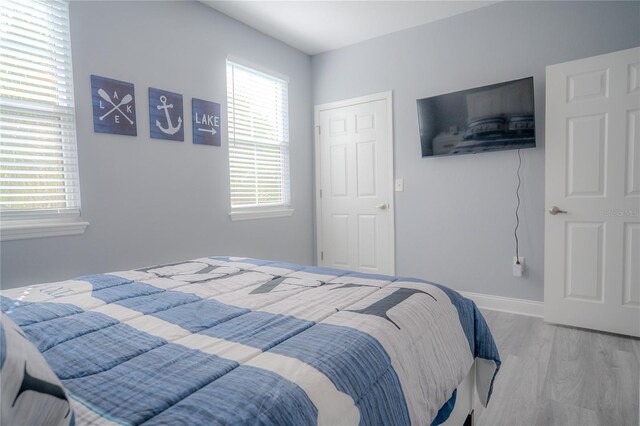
[312,1,640,301]
[0,1,313,289]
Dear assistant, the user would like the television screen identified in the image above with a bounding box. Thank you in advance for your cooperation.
[417,77,536,157]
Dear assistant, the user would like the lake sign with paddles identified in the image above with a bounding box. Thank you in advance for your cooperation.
[91,75,137,136]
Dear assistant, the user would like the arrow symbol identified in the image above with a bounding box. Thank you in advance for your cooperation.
[198,127,217,135]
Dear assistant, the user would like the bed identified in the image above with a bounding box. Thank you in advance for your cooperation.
[0,256,500,425]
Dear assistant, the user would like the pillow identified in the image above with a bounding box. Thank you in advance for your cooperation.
[463,115,506,141]
[506,113,535,137]
[1,312,75,426]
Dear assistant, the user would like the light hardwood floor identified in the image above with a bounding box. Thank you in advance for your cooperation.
[475,310,640,426]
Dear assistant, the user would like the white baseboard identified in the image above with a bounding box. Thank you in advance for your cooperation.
[460,291,544,318]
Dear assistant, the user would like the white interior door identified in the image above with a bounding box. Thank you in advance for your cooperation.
[315,93,394,275]
[545,47,640,337]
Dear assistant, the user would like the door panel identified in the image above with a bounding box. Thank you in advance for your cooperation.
[626,109,640,196]
[628,62,640,94]
[357,214,377,269]
[356,113,375,132]
[565,222,604,301]
[356,141,376,197]
[567,68,609,102]
[330,117,347,135]
[623,223,640,307]
[566,114,607,197]
[330,145,348,196]
[317,96,393,275]
[331,214,350,267]
[545,47,640,337]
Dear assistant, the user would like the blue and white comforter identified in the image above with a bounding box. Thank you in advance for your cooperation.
[0,256,500,425]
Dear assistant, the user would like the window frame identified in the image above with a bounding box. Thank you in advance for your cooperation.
[226,57,293,221]
[0,0,87,241]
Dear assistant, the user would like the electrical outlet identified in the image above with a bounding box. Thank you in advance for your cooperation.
[395,178,404,192]
[512,256,524,277]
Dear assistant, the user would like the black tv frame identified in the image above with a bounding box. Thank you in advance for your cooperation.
[417,77,536,158]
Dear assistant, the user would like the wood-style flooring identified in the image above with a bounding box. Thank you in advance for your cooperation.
[475,310,640,426]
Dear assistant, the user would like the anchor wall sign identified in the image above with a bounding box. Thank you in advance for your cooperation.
[149,88,184,142]
[192,98,221,147]
[91,75,137,136]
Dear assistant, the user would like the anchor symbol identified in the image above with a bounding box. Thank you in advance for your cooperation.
[155,95,182,135]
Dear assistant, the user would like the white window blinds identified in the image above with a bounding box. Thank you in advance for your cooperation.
[0,0,81,215]
[227,60,290,209]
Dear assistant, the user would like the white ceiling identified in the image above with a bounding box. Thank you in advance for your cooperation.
[203,1,498,55]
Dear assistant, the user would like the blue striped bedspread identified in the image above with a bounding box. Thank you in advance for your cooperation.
[0,256,500,425]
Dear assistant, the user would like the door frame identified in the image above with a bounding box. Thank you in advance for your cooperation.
[313,91,395,274]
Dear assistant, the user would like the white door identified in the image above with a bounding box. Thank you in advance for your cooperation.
[545,47,640,337]
[315,93,394,275]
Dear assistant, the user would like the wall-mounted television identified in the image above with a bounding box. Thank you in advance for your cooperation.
[417,77,536,157]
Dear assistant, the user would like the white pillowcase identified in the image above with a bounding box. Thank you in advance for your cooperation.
[1,312,75,426]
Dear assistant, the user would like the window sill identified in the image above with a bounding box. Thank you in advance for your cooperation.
[229,207,294,221]
[1,219,89,241]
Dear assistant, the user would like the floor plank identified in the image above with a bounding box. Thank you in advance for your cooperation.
[475,310,639,426]
[532,399,600,426]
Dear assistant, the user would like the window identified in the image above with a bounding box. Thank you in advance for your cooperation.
[226,60,292,220]
[0,0,86,240]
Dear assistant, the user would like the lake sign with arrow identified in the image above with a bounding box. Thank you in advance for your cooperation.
[91,75,137,136]
[149,88,184,142]
[192,98,221,146]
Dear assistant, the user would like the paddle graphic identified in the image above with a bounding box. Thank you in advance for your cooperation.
[98,89,134,124]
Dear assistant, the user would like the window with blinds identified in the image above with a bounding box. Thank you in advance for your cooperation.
[0,0,80,218]
[227,60,290,209]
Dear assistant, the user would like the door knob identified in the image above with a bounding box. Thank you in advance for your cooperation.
[376,203,388,210]
[548,206,567,215]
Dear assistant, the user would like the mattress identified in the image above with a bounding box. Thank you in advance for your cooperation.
[0,256,500,425]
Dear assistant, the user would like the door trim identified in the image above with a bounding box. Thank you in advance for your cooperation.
[313,91,395,274]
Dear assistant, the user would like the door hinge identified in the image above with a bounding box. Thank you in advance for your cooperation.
[319,189,323,198]
[317,125,321,135]
[320,251,324,261]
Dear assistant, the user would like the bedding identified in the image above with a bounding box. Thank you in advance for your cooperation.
[462,115,506,141]
[0,313,75,426]
[0,256,500,425]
